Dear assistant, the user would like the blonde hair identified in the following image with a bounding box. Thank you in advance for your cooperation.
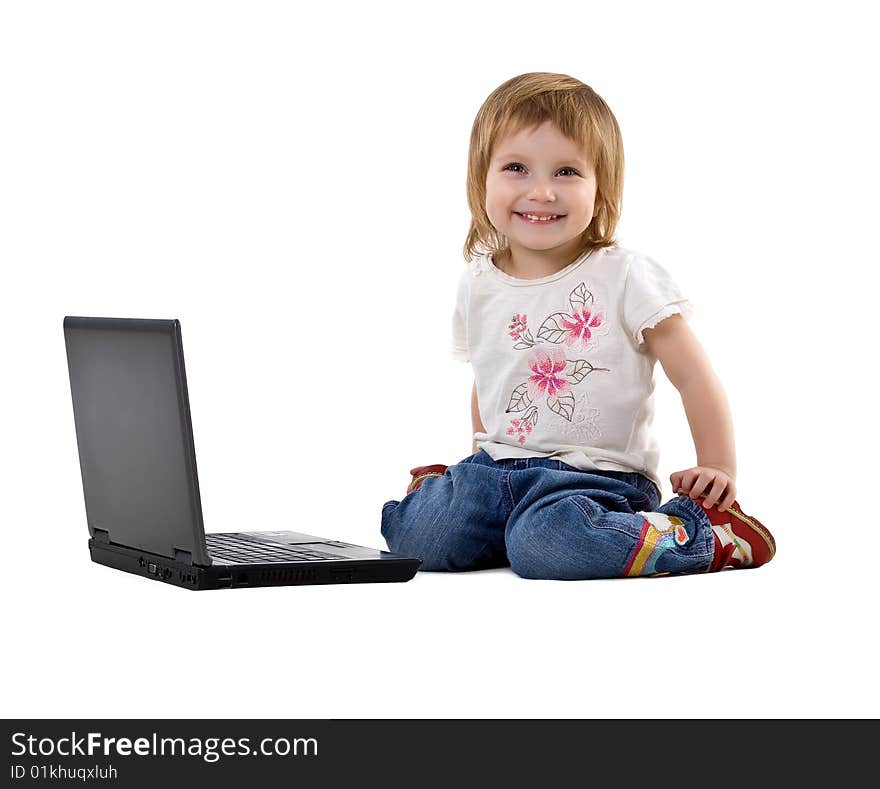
[463,72,624,263]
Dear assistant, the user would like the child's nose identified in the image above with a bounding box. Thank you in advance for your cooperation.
[526,182,556,200]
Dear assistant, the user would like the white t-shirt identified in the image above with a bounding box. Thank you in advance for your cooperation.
[451,244,694,493]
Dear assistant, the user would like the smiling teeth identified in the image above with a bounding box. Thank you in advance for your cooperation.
[522,214,559,221]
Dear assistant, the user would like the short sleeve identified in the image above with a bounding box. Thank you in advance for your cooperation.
[622,252,694,347]
[451,267,470,362]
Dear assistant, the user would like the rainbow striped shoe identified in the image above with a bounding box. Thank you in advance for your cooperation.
[699,498,776,571]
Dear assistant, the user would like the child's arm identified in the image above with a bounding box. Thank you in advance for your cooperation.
[642,314,737,510]
[471,380,486,455]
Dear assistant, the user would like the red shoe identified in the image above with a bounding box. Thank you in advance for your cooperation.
[698,498,776,571]
[406,464,448,495]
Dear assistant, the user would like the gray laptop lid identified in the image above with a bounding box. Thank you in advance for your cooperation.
[63,317,211,566]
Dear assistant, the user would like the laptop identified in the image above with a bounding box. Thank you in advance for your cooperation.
[63,316,421,590]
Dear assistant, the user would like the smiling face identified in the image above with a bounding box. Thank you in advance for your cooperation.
[485,120,598,276]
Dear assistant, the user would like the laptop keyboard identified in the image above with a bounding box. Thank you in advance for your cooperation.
[206,533,350,564]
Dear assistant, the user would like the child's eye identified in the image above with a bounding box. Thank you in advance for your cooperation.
[503,163,579,177]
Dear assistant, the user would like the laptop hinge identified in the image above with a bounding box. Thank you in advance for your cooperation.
[174,548,193,565]
[93,528,111,544]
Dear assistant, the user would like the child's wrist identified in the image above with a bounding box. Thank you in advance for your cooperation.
[697,461,736,480]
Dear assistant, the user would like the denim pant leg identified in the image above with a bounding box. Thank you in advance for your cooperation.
[505,465,715,580]
[381,451,511,572]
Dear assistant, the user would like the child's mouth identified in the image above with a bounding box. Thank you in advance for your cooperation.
[515,213,565,225]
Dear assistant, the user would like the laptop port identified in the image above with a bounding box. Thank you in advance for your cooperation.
[330,568,355,582]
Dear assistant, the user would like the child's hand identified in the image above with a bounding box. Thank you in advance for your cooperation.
[670,466,736,511]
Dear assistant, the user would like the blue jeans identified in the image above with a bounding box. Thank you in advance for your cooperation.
[381,450,715,580]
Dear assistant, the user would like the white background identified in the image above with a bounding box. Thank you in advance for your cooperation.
[2,0,877,719]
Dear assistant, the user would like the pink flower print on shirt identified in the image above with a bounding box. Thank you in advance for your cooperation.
[508,313,537,349]
[537,282,608,352]
[508,314,527,340]
[526,348,571,402]
[503,280,610,435]
[507,417,533,445]
[506,406,539,445]
[506,355,609,423]
[560,306,605,350]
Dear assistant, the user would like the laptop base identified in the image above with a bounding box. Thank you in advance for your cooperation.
[89,540,420,590]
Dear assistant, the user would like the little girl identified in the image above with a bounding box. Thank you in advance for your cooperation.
[381,72,775,579]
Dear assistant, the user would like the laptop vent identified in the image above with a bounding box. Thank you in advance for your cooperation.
[254,568,319,585]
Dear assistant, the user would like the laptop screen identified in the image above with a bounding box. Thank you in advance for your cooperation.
[63,317,210,565]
